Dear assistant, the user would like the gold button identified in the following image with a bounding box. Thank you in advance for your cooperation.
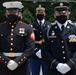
[24,56,26,59]
[5,61,7,63]
[61,41,63,43]
[2,59,4,60]
[63,57,66,59]
[63,51,65,54]
[10,48,13,51]
[62,46,64,48]
[0,56,1,58]
[11,29,13,32]
[51,40,53,42]
[12,25,14,28]
[1,34,3,36]
[11,43,13,45]
[11,33,13,36]
[11,38,13,41]
[52,31,54,32]
[55,26,57,29]
[21,35,23,36]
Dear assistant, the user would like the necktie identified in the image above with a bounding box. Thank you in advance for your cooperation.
[61,25,64,32]
[38,21,42,29]
[39,21,42,26]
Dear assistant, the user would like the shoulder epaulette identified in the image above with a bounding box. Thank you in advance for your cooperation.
[51,21,57,26]
[19,21,29,26]
[0,21,6,25]
[68,20,76,26]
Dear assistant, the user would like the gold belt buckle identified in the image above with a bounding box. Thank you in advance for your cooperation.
[35,40,42,44]
[9,53,15,57]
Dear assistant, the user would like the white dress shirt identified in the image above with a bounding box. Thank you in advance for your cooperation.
[56,20,69,31]
[37,19,45,25]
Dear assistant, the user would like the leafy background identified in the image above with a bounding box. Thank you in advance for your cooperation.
[0,0,76,24]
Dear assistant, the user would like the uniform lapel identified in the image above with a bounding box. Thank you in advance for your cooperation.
[54,24,62,36]
[61,23,71,37]
[36,21,40,29]
[41,21,46,29]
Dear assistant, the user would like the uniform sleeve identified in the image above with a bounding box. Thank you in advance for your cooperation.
[0,53,10,66]
[66,52,76,69]
[41,30,59,69]
[14,26,35,66]
[66,26,76,69]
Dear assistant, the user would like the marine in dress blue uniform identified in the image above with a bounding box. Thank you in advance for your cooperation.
[42,2,76,75]
[30,4,51,75]
[0,1,35,75]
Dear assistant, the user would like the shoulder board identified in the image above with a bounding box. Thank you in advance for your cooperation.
[68,20,76,26]
[19,21,29,26]
[0,21,6,25]
[51,21,57,26]
[51,23,55,26]
[71,23,76,26]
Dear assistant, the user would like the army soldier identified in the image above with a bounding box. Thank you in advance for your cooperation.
[0,1,35,75]
[42,2,76,75]
[30,4,51,75]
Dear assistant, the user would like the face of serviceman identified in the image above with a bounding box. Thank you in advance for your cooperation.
[5,10,20,23]
[36,10,46,20]
[54,10,71,24]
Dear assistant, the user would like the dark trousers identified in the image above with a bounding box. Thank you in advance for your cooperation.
[28,59,32,75]
[30,58,48,75]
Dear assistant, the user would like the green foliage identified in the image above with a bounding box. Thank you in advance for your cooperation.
[0,10,6,23]
[70,3,76,22]
[22,8,35,24]
[0,1,76,23]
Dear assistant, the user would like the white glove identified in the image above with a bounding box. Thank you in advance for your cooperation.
[36,49,42,58]
[7,60,18,71]
[58,63,71,74]
[56,63,64,71]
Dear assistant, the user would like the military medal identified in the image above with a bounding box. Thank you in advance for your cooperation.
[49,31,57,38]
[19,28,25,34]
[68,35,76,42]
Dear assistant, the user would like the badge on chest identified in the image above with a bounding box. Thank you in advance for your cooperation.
[19,28,25,34]
[48,31,57,38]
